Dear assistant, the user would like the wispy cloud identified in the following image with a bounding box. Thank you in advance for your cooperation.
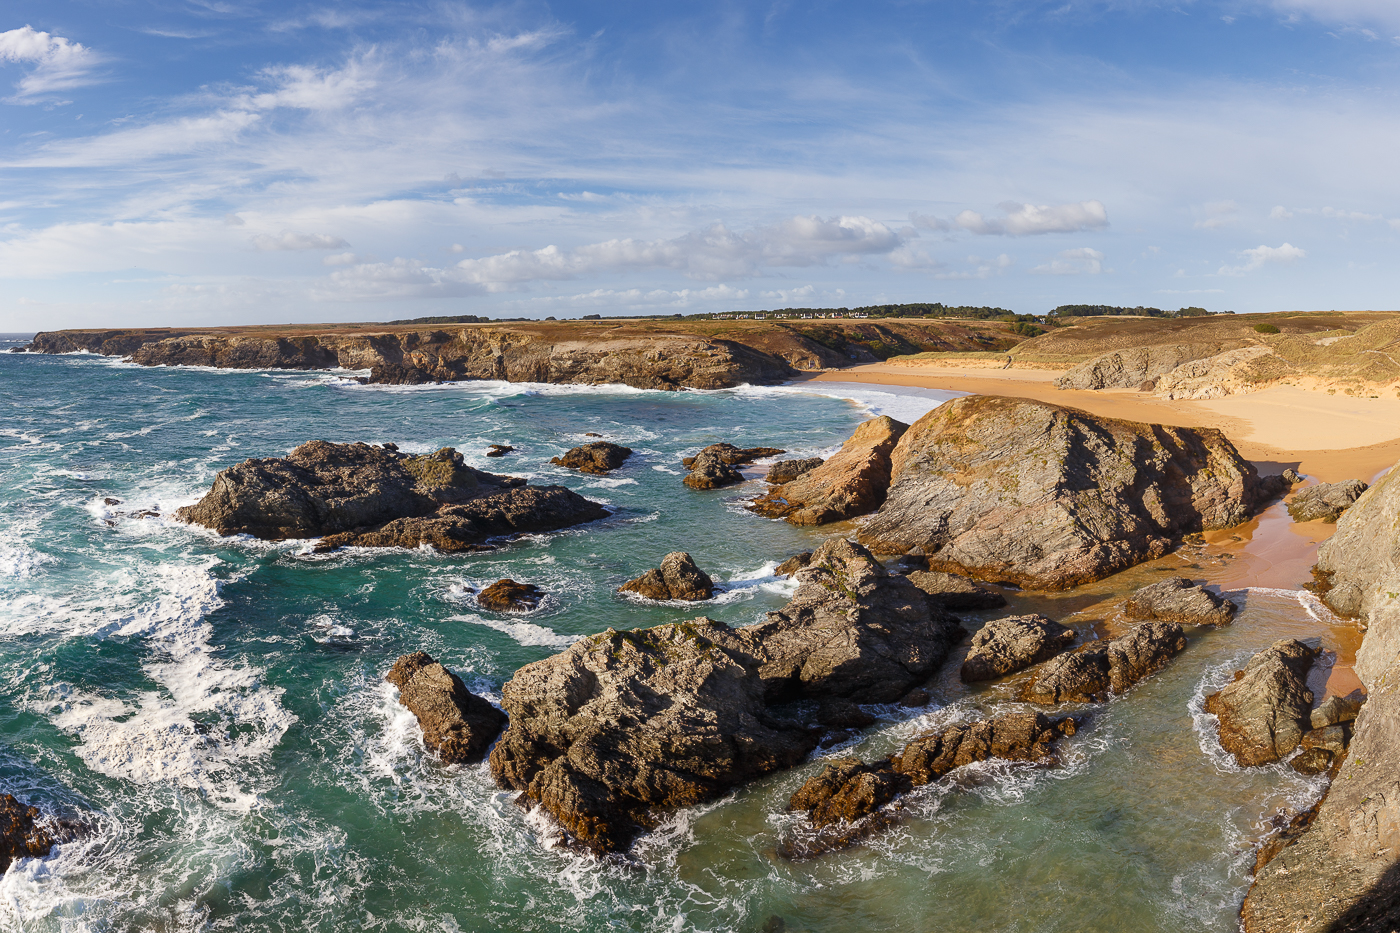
[0,25,102,103]
[1218,242,1305,276]
[951,200,1108,236]
[252,231,350,251]
[1031,247,1104,275]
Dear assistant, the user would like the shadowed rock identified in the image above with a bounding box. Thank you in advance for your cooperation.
[618,552,715,601]
[1124,576,1237,626]
[765,458,824,484]
[1204,639,1318,767]
[960,614,1077,682]
[682,443,785,489]
[551,442,633,475]
[1287,479,1368,523]
[774,552,812,577]
[906,570,1008,611]
[1023,622,1188,704]
[485,444,514,457]
[0,795,64,873]
[386,652,507,764]
[749,416,907,525]
[478,579,544,612]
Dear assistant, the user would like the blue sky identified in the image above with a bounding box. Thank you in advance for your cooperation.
[2,1,1400,328]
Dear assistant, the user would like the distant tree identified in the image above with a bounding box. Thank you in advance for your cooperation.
[1253,323,1281,334]
[1177,306,1210,317]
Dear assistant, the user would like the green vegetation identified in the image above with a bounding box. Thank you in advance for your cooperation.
[1049,305,1227,318]
[1253,323,1281,334]
[388,314,496,324]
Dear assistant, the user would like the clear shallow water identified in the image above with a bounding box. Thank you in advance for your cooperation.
[0,342,1342,932]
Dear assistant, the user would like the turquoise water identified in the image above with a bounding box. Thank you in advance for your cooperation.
[0,340,1338,932]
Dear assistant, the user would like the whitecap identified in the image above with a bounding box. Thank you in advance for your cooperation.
[582,477,638,489]
[450,613,580,648]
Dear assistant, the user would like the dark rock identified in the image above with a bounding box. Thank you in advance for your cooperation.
[683,443,785,490]
[788,758,908,829]
[551,442,633,474]
[1023,622,1188,704]
[899,688,931,708]
[103,497,121,506]
[1301,722,1350,757]
[618,552,715,601]
[1205,639,1318,766]
[960,614,1077,682]
[857,396,1290,590]
[739,537,962,703]
[749,416,906,525]
[1287,479,1368,523]
[1123,576,1237,626]
[765,458,824,484]
[905,570,1007,610]
[816,698,876,730]
[0,794,60,873]
[478,579,544,611]
[489,619,818,855]
[485,444,514,457]
[584,432,603,437]
[892,710,1077,786]
[774,552,812,577]
[175,441,607,551]
[1287,747,1332,775]
[386,652,507,765]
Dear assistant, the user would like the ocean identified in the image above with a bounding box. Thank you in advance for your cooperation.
[0,336,1344,931]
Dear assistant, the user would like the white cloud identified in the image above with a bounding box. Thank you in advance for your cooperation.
[931,254,1014,280]
[1195,200,1239,229]
[1217,242,1306,276]
[252,231,350,251]
[1270,205,1293,219]
[316,257,485,300]
[1320,206,1383,221]
[953,200,1108,236]
[502,283,751,310]
[0,25,100,102]
[239,63,375,112]
[1030,247,1105,275]
[1268,0,1400,31]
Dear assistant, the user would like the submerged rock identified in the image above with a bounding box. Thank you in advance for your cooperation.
[765,458,824,484]
[550,442,633,475]
[960,614,1077,682]
[386,652,507,765]
[1123,577,1237,626]
[618,552,715,601]
[1023,622,1188,704]
[857,396,1289,590]
[682,443,785,489]
[1204,639,1318,767]
[478,579,544,612]
[749,416,907,525]
[906,570,1007,611]
[176,441,608,551]
[1287,479,1368,523]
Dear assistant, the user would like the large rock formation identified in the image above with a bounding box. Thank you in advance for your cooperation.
[386,652,507,764]
[1023,622,1188,704]
[1204,639,1318,766]
[1154,347,1294,400]
[682,444,785,490]
[1123,576,1237,626]
[175,441,607,551]
[1054,344,1220,390]
[1243,463,1400,931]
[960,615,1077,682]
[1288,479,1369,523]
[488,619,818,855]
[739,538,962,703]
[550,442,632,475]
[618,552,715,601]
[857,396,1288,590]
[749,416,908,525]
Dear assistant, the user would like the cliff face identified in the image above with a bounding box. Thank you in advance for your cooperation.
[1243,463,1400,932]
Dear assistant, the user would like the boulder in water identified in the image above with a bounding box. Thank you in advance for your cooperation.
[550,442,633,475]
[749,416,906,525]
[1204,639,1318,766]
[618,552,715,601]
[386,652,507,764]
[478,579,544,612]
[765,458,824,484]
[1287,480,1368,523]
[485,444,514,457]
[1123,576,1237,626]
[1023,622,1188,704]
[682,443,785,489]
[960,614,1077,682]
[774,552,812,577]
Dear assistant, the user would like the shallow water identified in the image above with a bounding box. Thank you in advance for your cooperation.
[0,340,1356,932]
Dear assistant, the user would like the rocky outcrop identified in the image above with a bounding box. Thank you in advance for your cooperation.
[765,458,824,484]
[774,552,812,577]
[1054,344,1219,390]
[1205,639,1318,767]
[749,416,907,525]
[386,652,507,764]
[1023,622,1188,704]
[1123,576,1237,626]
[960,615,1077,682]
[739,538,962,704]
[905,570,1007,610]
[486,444,514,457]
[1288,479,1368,523]
[683,444,785,489]
[478,580,544,612]
[132,334,338,370]
[618,552,715,601]
[488,619,818,855]
[1154,347,1294,400]
[550,442,632,474]
[175,441,607,551]
[0,794,62,873]
[857,396,1289,590]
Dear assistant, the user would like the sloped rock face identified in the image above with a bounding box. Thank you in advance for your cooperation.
[1055,344,1220,390]
[905,570,1007,610]
[1288,479,1368,523]
[774,552,813,577]
[960,615,1077,682]
[683,444,785,490]
[489,620,818,855]
[1124,577,1237,626]
[176,441,607,550]
[0,795,61,873]
[749,416,908,525]
[1154,347,1294,400]
[1023,622,1188,704]
[478,580,544,611]
[551,442,632,475]
[618,552,715,601]
[1205,639,1318,767]
[386,652,507,765]
[739,538,962,704]
[765,458,824,484]
[857,396,1289,590]
[132,335,338,370]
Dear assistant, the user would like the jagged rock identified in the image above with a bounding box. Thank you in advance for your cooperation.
[858,396,1289,590]
[749,416,907,525]
[892,710,1077,785]
[788,758,907,829]
[682,443,785,489]
[906,570,1007,610]
[960,614,1077,682]
[175,441,607,551]
[1287,480,1368,523]
[485,444,514,457]
[1310,692,1364,730]
[739,537,962,703]
[618,552,715,601]
[0,795,61,873]
[489,619,818,855]
[1287,747,1332,776]
[1283,468,1303,484]
[1154,347,1294,400]
[551,442,633,475]
[1023,622,1188,704]
[386,652,506,764]
[774,552,812,577]
[478,579,544,611]
[1123,576,1237,626]
[1205,639,1318,767]
[765,458,824,484]
[1055,344,1220,390]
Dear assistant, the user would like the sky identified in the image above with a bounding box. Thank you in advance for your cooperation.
[2,1,1400,329]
